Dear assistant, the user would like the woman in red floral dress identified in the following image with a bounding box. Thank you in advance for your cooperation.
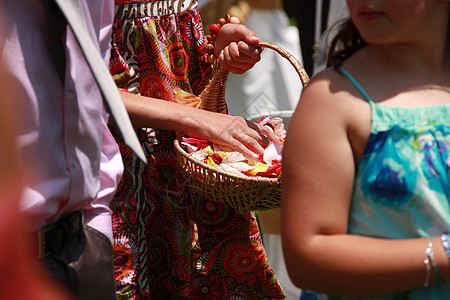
[109,0,286,299]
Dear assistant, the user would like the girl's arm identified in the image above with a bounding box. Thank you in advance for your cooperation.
[281,70,450,297]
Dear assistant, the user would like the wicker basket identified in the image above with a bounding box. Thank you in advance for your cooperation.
[174,42,310,214]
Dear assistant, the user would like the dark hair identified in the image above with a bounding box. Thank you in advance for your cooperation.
[326,18,367,68]
[445,5,450,69]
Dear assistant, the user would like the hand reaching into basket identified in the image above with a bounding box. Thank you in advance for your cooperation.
[120,92,280,160]
[180,116,285,178]
[180,108,281,161]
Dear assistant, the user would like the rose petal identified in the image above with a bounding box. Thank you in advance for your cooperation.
[230,162,254,172]
[182,137,211,149]
[223,152,247,163]
[259,117,286,141]
[248,163,270,176]
[263,142,282,165]
[181,142,198,153]
[202,146,214,155]
[216,151,230,159]
[191,151,208,162]
[206,156,217,167]
[216,164,247,177]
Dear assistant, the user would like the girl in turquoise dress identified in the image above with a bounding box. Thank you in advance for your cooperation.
[281,0,450,299]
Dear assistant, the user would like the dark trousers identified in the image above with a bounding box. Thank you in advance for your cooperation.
[43,225,116,300]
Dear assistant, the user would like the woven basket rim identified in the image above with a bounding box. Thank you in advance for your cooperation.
[174,138,280,184]
[173,41,309,193]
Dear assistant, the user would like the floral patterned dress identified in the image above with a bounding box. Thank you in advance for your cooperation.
[301,68,450,300]
[109,0,286,299]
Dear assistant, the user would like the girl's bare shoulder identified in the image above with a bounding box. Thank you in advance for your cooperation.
[300,67,365,109]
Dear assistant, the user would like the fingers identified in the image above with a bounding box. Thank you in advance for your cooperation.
[219,117,276,159]
[207,22,262,71]
[237,41,263,58]
[200,116,263,159]
[225,138,262,161]
[219,43,246,74]
[207,53,216,64]
[213,24,260,57]
[225,23,260,45]
[229,16,240,24]
[255,122,282,145]
[187,112,276,160]
[218,42,262,74]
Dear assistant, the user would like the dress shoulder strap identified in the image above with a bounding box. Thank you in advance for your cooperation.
[338,67,374,103]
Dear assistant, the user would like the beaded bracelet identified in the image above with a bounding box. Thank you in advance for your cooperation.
[441,233,450,260]
[424,243,431,287]
[424,238,445,287]
[205,14,232,57]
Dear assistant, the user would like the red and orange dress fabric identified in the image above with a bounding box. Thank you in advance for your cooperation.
[109,0,286,299]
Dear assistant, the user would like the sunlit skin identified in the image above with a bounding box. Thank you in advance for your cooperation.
[281,0,450,297]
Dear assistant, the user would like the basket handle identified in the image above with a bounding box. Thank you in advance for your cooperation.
[199,41,310,114]
[257,42,310,87]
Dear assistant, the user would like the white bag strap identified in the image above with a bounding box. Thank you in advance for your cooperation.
[53,0,146,163]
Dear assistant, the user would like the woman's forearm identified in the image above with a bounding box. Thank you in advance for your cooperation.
[118,91,279,159]
[120,91,197,131]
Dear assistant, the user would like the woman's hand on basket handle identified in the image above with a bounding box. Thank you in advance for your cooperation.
[212,23,262,74]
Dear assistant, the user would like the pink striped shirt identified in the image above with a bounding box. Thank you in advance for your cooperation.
[0,0,123,242]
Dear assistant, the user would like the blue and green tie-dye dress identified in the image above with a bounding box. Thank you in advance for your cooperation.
[301,68,450,300]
